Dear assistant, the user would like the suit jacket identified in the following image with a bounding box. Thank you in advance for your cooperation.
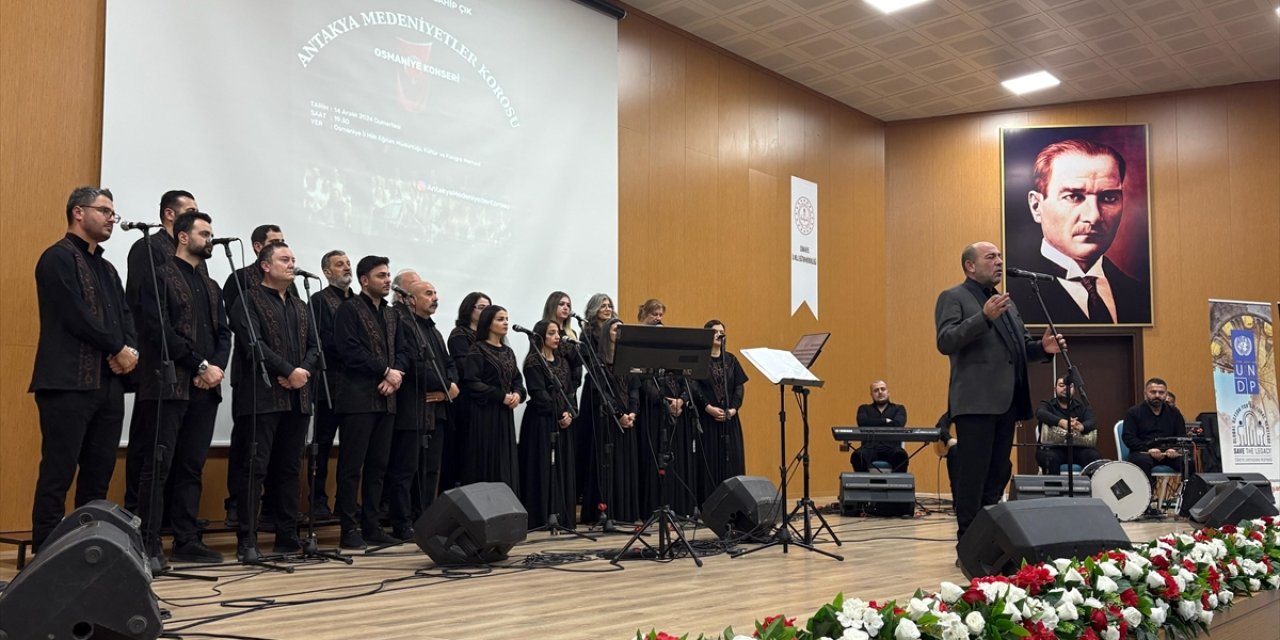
[1008,254,1150,325]
[935,278,1048,419]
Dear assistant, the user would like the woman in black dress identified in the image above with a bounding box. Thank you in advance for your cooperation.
[541,290,583,396]
[440,291,490,492]
[517,320,577,529]
[572,293,614,498]
[694,319,749,500]
[579,318,641,525]
[461,304,524,492]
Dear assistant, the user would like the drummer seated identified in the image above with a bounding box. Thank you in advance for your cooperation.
[851,380,908,473]
[1121,378,1192,483]
[1034,376,1101,475]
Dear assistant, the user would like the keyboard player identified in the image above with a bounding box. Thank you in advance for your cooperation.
[851,380,909,473]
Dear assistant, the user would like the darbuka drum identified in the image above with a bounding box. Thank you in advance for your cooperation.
[1081,460,1150,521]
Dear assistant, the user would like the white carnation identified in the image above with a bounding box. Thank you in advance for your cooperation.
[964,611,985,634]
[840,629,870,640]
[861,608,885,635]
[894,618,921,640]
[940,614,968,640]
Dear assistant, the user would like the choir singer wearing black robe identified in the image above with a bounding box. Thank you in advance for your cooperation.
[517,320,578,529]
[305,249,354,517]
[580,318,642,525]
[442,291,490,492]
[695,320,749,499]
[461,305,526,491]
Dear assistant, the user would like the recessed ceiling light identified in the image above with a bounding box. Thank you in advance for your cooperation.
[865,0,930,15]
[1001,71,1061,95]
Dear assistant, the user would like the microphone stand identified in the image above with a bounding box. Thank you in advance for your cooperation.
[1023,276,1086,498]
[523,334,595,541]
[297,276,350,564]
[222,244,290,573]
[573,318,627,534]
[135,227,214,581]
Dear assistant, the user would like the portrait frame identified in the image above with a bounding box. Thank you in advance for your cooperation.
[1000,124,1154,328]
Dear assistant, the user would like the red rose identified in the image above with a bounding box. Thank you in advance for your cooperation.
[1182,559,1198,572]
[1120,588,1139,607]
[962,589,985,605]
[1207,567,1222,592]
[1081,628,1099,640]
[656,633,680,640]
[1219,524,1238,534]
[1150,554,1170,570]
[1091,609,1108,631]
[1118,620,1128,638]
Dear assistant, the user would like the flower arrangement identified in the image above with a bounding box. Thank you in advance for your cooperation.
[635,516,1279,640]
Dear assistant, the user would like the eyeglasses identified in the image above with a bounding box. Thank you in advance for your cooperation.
[80,204,120,223]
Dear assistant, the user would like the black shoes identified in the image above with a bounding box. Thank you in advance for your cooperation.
[236,536,261,564]
[172,539,225,564]
[273,535,304,554]
[363,527,400,546]
[339,529,368,550]
[391,526,416,541]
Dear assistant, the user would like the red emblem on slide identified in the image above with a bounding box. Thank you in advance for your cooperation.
[793,196,815,236]
[396,38,433,113]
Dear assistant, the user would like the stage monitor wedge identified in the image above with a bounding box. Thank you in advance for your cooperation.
[1188,481,1279,527]
[701,475,780,539]
[957,497,1130,579]
[414,482,528,565]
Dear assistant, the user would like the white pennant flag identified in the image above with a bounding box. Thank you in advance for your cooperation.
[790,176,818,317]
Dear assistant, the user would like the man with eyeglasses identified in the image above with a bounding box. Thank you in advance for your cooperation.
[29,186,139,553]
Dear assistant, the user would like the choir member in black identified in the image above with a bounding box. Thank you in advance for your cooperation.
[462,305,526,490]
[333,255,408,549]
[222,223,292,526]
[306,249,354,518]
[580,318,642,525]
[637,298,665,325]
[851,380,909,472]
[441,291,490,492]
[1122,377,1191,483]
[227,243,318,561]
[30,187,138,553]
[541,291,583,389]
[1034,375,1101,474]
[695,320,749,500]
[134,211,232,566]
[387,279,459,539]
[517,320,578,528]
[635,298,703,515]
[573,293,615,496]
[123,190,200,513]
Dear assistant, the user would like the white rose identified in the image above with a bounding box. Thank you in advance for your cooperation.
[1148,605,1167,626]
[840,629,870,640]
[1056,600,1078,621]
[1044,564,1059,578]
[1146,572,1166,589]
[1064,567,1085,584]
[1121,607,1143,627]
[1083,597,1104,609]
[733,636,755,640]
[907,598,930,618]
[964,611,985,634]
[1267,575,1279,588]
[1099,561,1122,578]
[1178,534,1196,545]
[1249,578,1262,590]
[1095,575,1119,593]
[894,618,921,640]
[1063,588,1084,605]
[1219,590,1234,604]
[1002,600,1022,621]
[1198,609,1213,625]
[1228,563,1240,577]
[1207,593,1218,609]
[1178,600,1199,621]
[1036,603,1059,629]
[939,582,964,603]
[940,614,968,640]
[1101,626,1120,640]
[977,583,1000,604]
[1007,585,1028,604]
[1053,558,1073,572]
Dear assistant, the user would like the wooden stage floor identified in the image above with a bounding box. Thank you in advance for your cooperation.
[1,500,1191,640]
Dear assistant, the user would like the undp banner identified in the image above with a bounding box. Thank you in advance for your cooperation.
[1209,299,1280,497]
[790,176,818,318]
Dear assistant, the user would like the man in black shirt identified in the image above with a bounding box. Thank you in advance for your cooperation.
[386,279,459,539]
[227,243,318,561]
[306,249,354,518]
[123,190,200,514]
[29,186,139,553]
[1034,375,1102,474]
[851,380,909,473]
[1122,377,1190,482]
[333,255,408,549]
[133,211,232,567]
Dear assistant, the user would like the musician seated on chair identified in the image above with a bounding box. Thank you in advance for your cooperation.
[851,380,908,472]
[1034,375,1102,474]
[1121,377,1192,482]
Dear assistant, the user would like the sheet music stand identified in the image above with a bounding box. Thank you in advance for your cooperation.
[734,342,842,561]
[609,325,714,566]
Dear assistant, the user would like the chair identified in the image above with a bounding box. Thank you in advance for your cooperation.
[1113,421,1180,510]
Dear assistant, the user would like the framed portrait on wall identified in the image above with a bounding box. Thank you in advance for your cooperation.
[1001,124,1153,327]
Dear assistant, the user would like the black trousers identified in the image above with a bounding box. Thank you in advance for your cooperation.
[309,399,340,508]
[386,424,445,529]
[850,443,909,472]
[945,445,961,493]
[230,410,309,539]
[1127,451,1190,483]
[31,378,125,552]
[1037,445,1102,474]
[336,411,394,532]
[952,407,1016,541]
[123,407,145,513]
[133,387,219,548]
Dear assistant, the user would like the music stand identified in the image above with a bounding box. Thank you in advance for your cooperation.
[734,345,842,561]
[609,325,713,566]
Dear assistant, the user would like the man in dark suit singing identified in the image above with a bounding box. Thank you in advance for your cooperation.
[936,241,1063,544]
[1009,138,1150,325]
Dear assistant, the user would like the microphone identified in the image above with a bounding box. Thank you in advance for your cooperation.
[293,268,321,280]
[561,335,579,345]
[120,220,161,231]
[569,313,587,324]
[390,284,412,299]
[512,324,536,336]
[209,237,239,247]
[1008,267,1056,282]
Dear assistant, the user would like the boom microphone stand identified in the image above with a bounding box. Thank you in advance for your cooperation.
[1021,275,1083,497]
[573,315,628,535]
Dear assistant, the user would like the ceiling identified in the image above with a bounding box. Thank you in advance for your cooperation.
[623,0,1280,121]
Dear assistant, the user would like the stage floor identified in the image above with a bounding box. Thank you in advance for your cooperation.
[1,500,1188,640]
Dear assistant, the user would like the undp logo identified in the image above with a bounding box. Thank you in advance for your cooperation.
[1233,334,1253,357]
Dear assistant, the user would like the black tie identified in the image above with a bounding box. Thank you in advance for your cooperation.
[1072,276,1113,322]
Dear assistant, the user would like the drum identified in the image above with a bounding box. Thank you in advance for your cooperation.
[1081,460,1150,521]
